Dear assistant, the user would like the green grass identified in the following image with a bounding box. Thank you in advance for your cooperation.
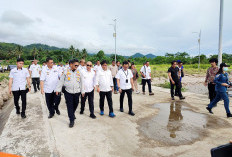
[0,72,9,82]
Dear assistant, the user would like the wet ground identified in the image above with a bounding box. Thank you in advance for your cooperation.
[138,101,232,147]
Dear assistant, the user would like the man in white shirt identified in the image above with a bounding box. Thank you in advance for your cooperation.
[140,61,154,95]
[42,62,47,71]
[109,60,118,94]
[93,60,102,73]
[116,61,135,116]
[8,58,31,118]
[96,60,116,118]
[78,59,86,73]
[29,60,41,93]
[40,57,62,118]
[80,61,96,119]
[58,63,65,74]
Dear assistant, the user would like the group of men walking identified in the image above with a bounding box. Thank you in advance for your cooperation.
[9,58,156,128]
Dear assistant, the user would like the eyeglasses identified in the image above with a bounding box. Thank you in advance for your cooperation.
[87,64,92,67]
[75,65,79,67]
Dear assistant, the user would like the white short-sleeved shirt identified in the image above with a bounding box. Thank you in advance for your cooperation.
[96,69,113,92]
[78,65,86,73]
[93,65,102,73]
[140,65,151,79]
[115,69,133,90]
[82,69,96,93]
[9,67,30,91]
[29,64,41,78]
[40,66,61,93]
[42,65,47,71]
[58,66,65,74]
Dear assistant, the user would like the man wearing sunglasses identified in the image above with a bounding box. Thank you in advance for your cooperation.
[56,59,84,128]
[80,61,96,119]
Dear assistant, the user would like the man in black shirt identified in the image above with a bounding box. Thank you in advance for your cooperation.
[168,61,185,100]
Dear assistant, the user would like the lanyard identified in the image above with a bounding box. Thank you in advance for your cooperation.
[122,69,128,78]
[144,66,146,73]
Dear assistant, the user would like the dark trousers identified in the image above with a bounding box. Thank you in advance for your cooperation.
[113,77,117,91]
[170,80,183,98]
[142,79,152,93]
[175,82,182,95]
[99,91,113,113]
[208,92,230,114]
[32,78,40,92]
[120,89,133,112]
[12,90,27,113]
[64,91,80,122]
[81,90,94,114]
[208,83,217,102]
[45,92,61,115]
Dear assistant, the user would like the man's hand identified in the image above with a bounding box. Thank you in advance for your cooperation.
[41,89,44,95]
[132,86,134,91]
[29,87,31,92]
[82,93,85,97]
[171,80,175,85]
[8,89,12,95]
[56,92,60,96]
[119,88,122,93]
[221,83,229,87]
[97,87,100,93]
[112,87,114,92]
[204,82,208,86]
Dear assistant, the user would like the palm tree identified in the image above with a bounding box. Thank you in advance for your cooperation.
[32,47,38,60]
[15,45,23,58]
[37,47,43,59]
[81,48,88,59]
[69,45,75,59]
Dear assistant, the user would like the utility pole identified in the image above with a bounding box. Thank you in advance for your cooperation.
[218,0,224,66]
[192,30,201,72]
[110,19,117,63]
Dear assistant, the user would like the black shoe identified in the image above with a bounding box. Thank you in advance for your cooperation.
[21,113,26,119]
[16,110,20,115]
[56,109,60,115]
[48,114,54,119]
[120,108,124,112]
[179,96,185,100]
[206,107,213,114]
[90,114,96,119]
[175,94,179,96]
[171,97,175,100]
[128,111,135,116]
[69,121,74,128]
[80,111,84,114]
[227,113,232,118]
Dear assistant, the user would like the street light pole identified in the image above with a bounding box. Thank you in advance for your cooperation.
[192,30,201,72]
[218,0,224,66]
[110,19,117,63]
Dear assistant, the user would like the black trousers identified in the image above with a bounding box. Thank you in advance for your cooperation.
[208,83,217,102]
[120,89,133,112]
[45,92,61,115]
[99,91,113,113]
[32,78,40,92]
[170,80,183,98]
[113,77,117,91]
[12,90,27,113]
[142,79,152,93]
[64,91,80,122]
[175,82,182,95]
[81,90,94,114]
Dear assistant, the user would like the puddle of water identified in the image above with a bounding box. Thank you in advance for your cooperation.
[138,101,231,146]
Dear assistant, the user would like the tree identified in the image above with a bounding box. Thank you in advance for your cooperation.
[69,45,75,59]
[96,50,105,59]
[37,47,43,59]
[15,45,23,58]
[81,48,88,59]
[32,47,38,60]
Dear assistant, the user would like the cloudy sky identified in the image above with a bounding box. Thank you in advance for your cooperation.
[0,0,231,56]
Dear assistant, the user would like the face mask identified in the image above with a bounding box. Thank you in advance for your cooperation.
[223,67,229,71]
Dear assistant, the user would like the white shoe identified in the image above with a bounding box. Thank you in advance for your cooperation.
[136,91,140,94]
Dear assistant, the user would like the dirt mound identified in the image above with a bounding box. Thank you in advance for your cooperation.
[0,79,10,109]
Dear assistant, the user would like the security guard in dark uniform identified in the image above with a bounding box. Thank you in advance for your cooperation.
[56,59,84,128]
[206,63,232,117]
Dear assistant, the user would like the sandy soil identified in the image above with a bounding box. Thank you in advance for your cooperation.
[0,85,232,157]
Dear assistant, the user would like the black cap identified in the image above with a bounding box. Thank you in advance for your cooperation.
[220,63,230,68]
